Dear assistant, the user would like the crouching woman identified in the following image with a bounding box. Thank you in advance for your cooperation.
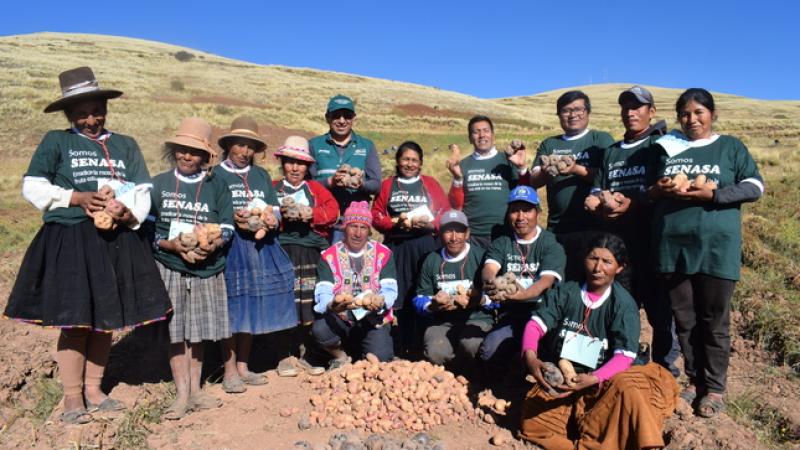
[520,233,679,450]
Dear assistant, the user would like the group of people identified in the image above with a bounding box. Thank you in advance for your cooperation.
[5,66,763,449]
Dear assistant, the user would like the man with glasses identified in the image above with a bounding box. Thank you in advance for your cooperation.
[309,95,382,242]
[530,91,614,281]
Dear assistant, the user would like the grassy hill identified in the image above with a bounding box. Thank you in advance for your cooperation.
[0,31,799,447]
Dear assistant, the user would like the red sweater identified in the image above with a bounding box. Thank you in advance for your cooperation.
[272,179,339,240]
[371,175,450,235]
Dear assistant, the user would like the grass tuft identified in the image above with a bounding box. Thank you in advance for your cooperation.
[114,382,175,450]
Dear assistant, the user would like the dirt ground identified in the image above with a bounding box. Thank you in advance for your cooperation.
[0,255,798,449]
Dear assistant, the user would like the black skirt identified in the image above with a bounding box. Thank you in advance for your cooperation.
[5,221,172,331]
[383,233,437,310]
[282,243,322,325]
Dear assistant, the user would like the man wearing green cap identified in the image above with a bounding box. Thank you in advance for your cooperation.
[309,95,382,242]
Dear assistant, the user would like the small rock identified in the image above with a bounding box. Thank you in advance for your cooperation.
[298,415,312,430]
[411,433,431,446]
[363,434,385,450]
[295,441,313,449]
[483,413,495,424]
[280,407,294,417]
[490,432,507,446]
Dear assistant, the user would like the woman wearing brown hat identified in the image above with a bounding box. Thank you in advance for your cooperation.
[4,67,171,424]
[273,136,339,375]
[215,117,298,390]
[148,117,235,419]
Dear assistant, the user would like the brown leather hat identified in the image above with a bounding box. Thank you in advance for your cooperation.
[165,117,216,158]
[218,116,267,152]
[44,66,123,113]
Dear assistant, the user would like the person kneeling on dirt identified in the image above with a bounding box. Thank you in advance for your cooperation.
[312,201,398,367]
[412,210,494,370]
[520,233,679,450]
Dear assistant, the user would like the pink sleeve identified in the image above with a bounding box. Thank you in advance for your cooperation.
[521,320,545,355]
[592,353,634,382]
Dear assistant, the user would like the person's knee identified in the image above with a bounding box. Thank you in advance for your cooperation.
[458,337,484,361]
[311,317,340,348]
[425,337,454,366]
[363,328,393,362]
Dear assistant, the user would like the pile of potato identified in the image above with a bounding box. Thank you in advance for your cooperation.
[504,139,526,156]
[584,189,627,213]
[280,197,313,222]
[176,223,222,263]
[391,212,430,231]
[92,185,126,230]
[539,154,577,177]
[661,172,718,193]
[485,272,519,301]
[331,291,386,311]
[239,206,278,239]
[335,164,363,189]
[306,359,476,433]
[536,359,578,396]
[432,286,471,310]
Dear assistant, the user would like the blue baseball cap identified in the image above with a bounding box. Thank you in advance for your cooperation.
[508,185,540,207]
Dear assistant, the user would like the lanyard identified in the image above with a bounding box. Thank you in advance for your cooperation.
[173,172,206,225]
[580,305,595,338]
[88,134,122,182]
[224,161,253,203]
[439,252,467,282]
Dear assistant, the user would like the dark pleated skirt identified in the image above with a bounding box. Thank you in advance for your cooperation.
[383,233,438,310]
[5,221,171,331]
[282,243,322,326]
[224,232,297,334]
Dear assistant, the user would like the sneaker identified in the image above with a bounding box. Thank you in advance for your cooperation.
[277,357,299,377]
[296,358,325,376]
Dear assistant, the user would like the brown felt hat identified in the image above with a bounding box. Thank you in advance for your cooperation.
[44,66,123,113]
[165,117,216,158]
[218,116,267,152]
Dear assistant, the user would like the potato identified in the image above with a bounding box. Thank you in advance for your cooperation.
[584,194,602,212]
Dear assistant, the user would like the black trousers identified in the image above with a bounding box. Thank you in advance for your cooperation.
[662,273,736,394]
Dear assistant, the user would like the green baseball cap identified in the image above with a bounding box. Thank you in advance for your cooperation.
[326,95,355,113]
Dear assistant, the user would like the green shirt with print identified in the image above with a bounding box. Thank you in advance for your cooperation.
[534,281,640,373]
[484,228,566,319]
[535,129,614,233]
[417,244,493,324]
[460,151,519,237]
[652,135,762,280]
[275,181,329,249]
[25,130,151,225]
[386,177,432,239]
[149,170,234,278]
[214,162,279,211]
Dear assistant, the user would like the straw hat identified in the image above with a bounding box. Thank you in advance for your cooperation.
[165,117,216,158]
[44,67,123,113]
[274,135,315,163]
[218,116,267,152]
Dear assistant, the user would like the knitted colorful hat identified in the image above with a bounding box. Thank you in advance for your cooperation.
[342,201,372,227]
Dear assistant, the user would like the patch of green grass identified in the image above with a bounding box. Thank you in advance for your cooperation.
[114,383,175,450]
[728,389,800,447]
[28,377,62,424]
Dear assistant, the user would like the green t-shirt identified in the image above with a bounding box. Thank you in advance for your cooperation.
[275,181,329,249]
[460,150,519,237]
[416,244,492,324]
[534,281,640,372]
[535,129,614,233]
[25,129,151,225]
[214,161,279,211]
[484,228,566,318]
[652,135,762,280]
[594,135,661,242]
[149,170,234,277]
[386,176,433,239]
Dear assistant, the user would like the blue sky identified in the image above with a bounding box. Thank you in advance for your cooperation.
[1,0,797,100]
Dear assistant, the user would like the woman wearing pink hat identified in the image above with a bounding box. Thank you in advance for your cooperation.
[273,136,339,374]
[5,67,171,424]
[215,117,298,388]
[148,117,235,419]
[312,201,398,366]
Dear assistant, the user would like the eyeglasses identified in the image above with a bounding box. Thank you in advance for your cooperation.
[559,107,587,117]
[329,110,355,121]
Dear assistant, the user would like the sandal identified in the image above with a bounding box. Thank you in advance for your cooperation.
[697,393,725,418]
[296,358,325,376]
[679,386,697,405]
[85,396,126,412]
[240,371,269,385]
[277,357,299,377]
[189,392,222,411]
[163,399,192,420]
[60,408,93,425]
[222,376,247,394]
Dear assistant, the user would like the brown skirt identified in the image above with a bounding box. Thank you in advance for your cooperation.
[520,362,679,450]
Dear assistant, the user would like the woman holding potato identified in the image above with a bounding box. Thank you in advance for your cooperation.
[650,88,764,418]
[520,233,679,450]
[149,117,234,419]
[214,117,297,388]
[5,67,171,424]
[371,141,449,356]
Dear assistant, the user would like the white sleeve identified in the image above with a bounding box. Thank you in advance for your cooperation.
[22,176,72,212]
